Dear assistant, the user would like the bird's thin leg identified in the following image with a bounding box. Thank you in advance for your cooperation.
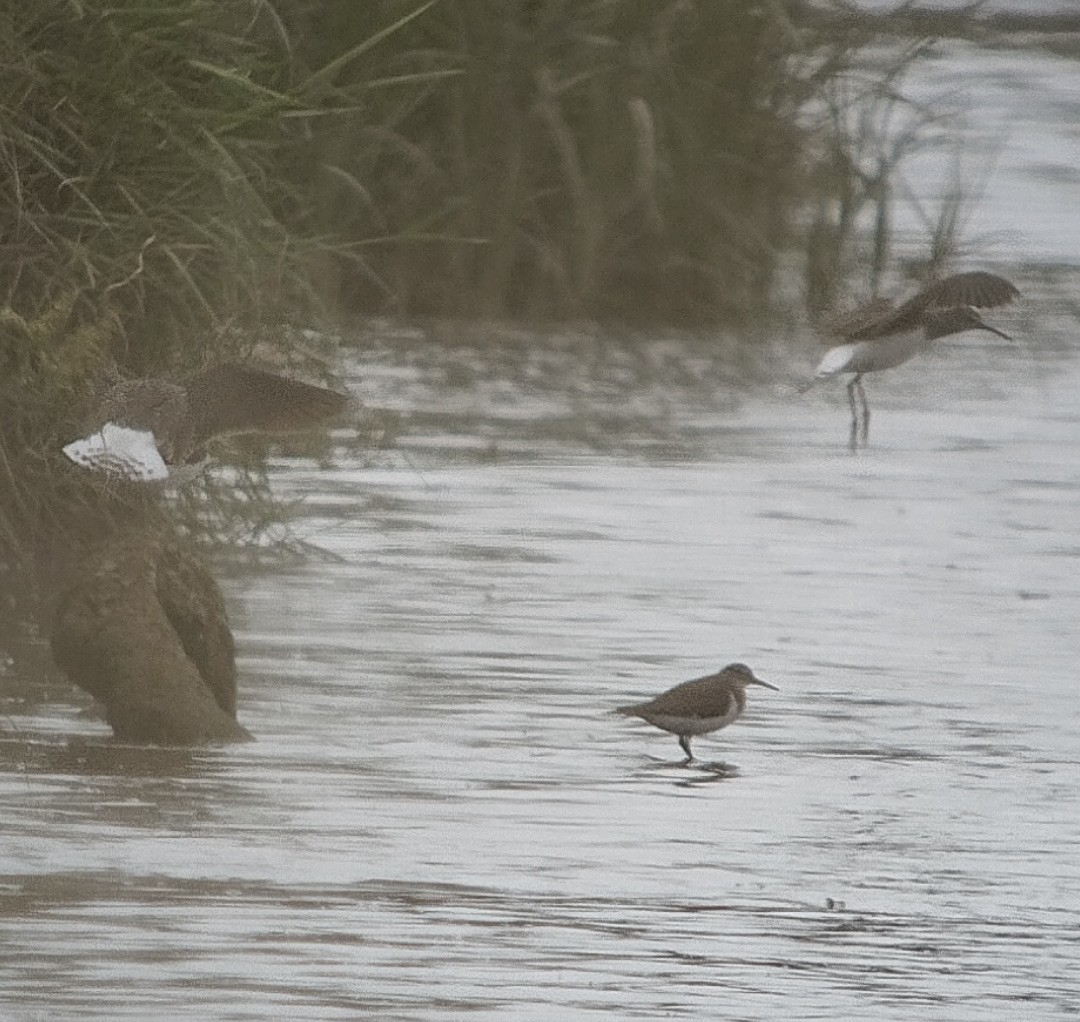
[846,377,861,452]
[678,735,694,765]
[856,376,870,446]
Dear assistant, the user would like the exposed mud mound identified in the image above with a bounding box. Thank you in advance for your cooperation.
[51,532,251,745]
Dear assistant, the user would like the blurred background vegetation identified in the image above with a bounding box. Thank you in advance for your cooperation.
[0,0,973,664]
[0,0,957,346]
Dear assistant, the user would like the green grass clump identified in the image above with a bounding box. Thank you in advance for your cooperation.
[0,1,324,363]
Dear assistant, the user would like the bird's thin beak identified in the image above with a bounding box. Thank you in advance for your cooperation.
[980,321,1014,342]
[750,675,779,691]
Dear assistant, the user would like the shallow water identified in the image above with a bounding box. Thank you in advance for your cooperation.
[3,318,1080,1019]
[6,31,1080,1022]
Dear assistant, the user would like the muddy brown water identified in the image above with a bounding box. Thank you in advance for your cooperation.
[2,312,1079,1019]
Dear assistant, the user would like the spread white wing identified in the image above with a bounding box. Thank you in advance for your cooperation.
[62,423,170,482]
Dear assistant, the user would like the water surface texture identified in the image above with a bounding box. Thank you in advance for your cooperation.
[3,314,1080,1020]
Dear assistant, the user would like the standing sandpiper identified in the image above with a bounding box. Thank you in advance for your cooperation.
[812,270,1019,451]
[616,662,777,764]
[63,363,348,481]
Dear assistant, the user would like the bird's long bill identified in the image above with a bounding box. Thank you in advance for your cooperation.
[979,320,1013,341]
[750,675,779,691]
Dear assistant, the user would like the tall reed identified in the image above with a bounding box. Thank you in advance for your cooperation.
[297,1,819,325]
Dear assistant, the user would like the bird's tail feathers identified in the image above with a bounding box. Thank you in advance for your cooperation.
[813,343,857,378]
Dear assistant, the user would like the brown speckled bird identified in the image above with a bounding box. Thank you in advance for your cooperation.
[616,662,777,764]
[63,363,348,481]
[813,271,1020,450]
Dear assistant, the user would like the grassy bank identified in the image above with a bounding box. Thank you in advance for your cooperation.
[0,1,948,349]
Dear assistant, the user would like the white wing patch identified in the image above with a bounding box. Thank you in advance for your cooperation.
[62,423,170,482]
[814,343,857,378]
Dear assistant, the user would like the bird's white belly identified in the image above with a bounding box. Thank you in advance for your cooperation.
[816,331,929,377]
[651,706,742,736]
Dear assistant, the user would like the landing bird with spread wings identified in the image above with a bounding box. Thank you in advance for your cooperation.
[63,363,349,482]
[616,662,778,764]
[811,271,1020,451]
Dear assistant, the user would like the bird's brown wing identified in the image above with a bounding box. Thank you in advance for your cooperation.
[646,673,734,719]
[97,379,189,462]
[917,271,1021,311]
[849,271,1020,340]
[818,297,896,341]
[186,364,349,447]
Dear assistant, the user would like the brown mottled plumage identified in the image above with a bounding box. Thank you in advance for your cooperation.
[823,271,1020,341]
[64,363,349,481]
[616,662,777,763]
[814,271,1020,451]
